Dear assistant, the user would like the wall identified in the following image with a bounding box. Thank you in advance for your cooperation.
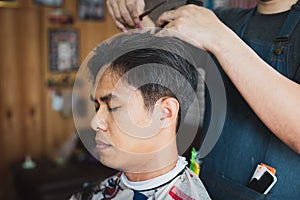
[0,0,119,197]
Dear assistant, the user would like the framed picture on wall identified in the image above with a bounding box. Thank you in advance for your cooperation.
[0,0,19,8]
[78,0,105,20]
[34,0,63,7]
[49,29,80,72]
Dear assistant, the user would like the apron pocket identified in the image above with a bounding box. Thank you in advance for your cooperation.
[203,173,269,200]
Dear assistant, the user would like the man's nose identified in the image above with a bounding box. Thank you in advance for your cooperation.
[90,109,108,132]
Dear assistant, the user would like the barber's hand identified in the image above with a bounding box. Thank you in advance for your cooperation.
[106,0,145,31]
[157,5,230,51]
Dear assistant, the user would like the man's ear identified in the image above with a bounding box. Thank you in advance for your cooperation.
[158,97,179,128]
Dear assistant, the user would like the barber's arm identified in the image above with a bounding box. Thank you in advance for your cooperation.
[157,5,300,154]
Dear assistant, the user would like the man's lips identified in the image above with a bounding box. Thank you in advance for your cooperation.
[95,140,112,149]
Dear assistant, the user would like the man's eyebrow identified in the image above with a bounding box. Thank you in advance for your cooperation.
[90,94,117,103]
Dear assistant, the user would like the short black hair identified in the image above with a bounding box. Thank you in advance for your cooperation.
[88,31,199,130]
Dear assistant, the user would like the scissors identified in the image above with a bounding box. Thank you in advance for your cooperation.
[139,0,168,21]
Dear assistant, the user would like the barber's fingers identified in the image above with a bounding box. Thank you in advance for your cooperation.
[156,19,183,39]
[156,21,181,38]
[107,1,125,26]
[156,9,184,40]
[123,0,145,27]
[156,9,179,27]
[156,25,201,50]
[118,0,136,27]
[106,0,144,31]
[107,2,127,31]
[156,7,203,49]
[157,5,227,51]
[127,0,144,25]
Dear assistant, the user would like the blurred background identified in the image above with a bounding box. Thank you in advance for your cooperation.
[0,0,119,199]
[0,0,256,199]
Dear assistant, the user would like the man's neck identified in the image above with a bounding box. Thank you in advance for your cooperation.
[124,158,178,181]
[123,128,178,181]
[257,0,297,14]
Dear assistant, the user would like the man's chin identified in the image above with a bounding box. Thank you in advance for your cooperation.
[98,152,121,169]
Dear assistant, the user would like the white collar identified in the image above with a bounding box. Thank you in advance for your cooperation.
[121,156,187,191]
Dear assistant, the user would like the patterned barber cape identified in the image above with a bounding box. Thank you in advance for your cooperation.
[70,156,211,200]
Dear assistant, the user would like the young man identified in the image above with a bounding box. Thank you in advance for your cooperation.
[70,32,210,199]
[106,0,300,199]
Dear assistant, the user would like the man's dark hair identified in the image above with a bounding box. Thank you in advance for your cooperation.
[88,31,199,131]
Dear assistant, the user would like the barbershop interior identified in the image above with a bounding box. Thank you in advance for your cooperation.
[2,0,297,199]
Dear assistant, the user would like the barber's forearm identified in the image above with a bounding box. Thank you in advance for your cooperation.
[212,32,300,154]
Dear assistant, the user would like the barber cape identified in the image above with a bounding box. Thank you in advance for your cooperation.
[70,156,211,200]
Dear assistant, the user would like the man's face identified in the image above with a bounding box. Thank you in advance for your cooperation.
[90,67,172,172]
